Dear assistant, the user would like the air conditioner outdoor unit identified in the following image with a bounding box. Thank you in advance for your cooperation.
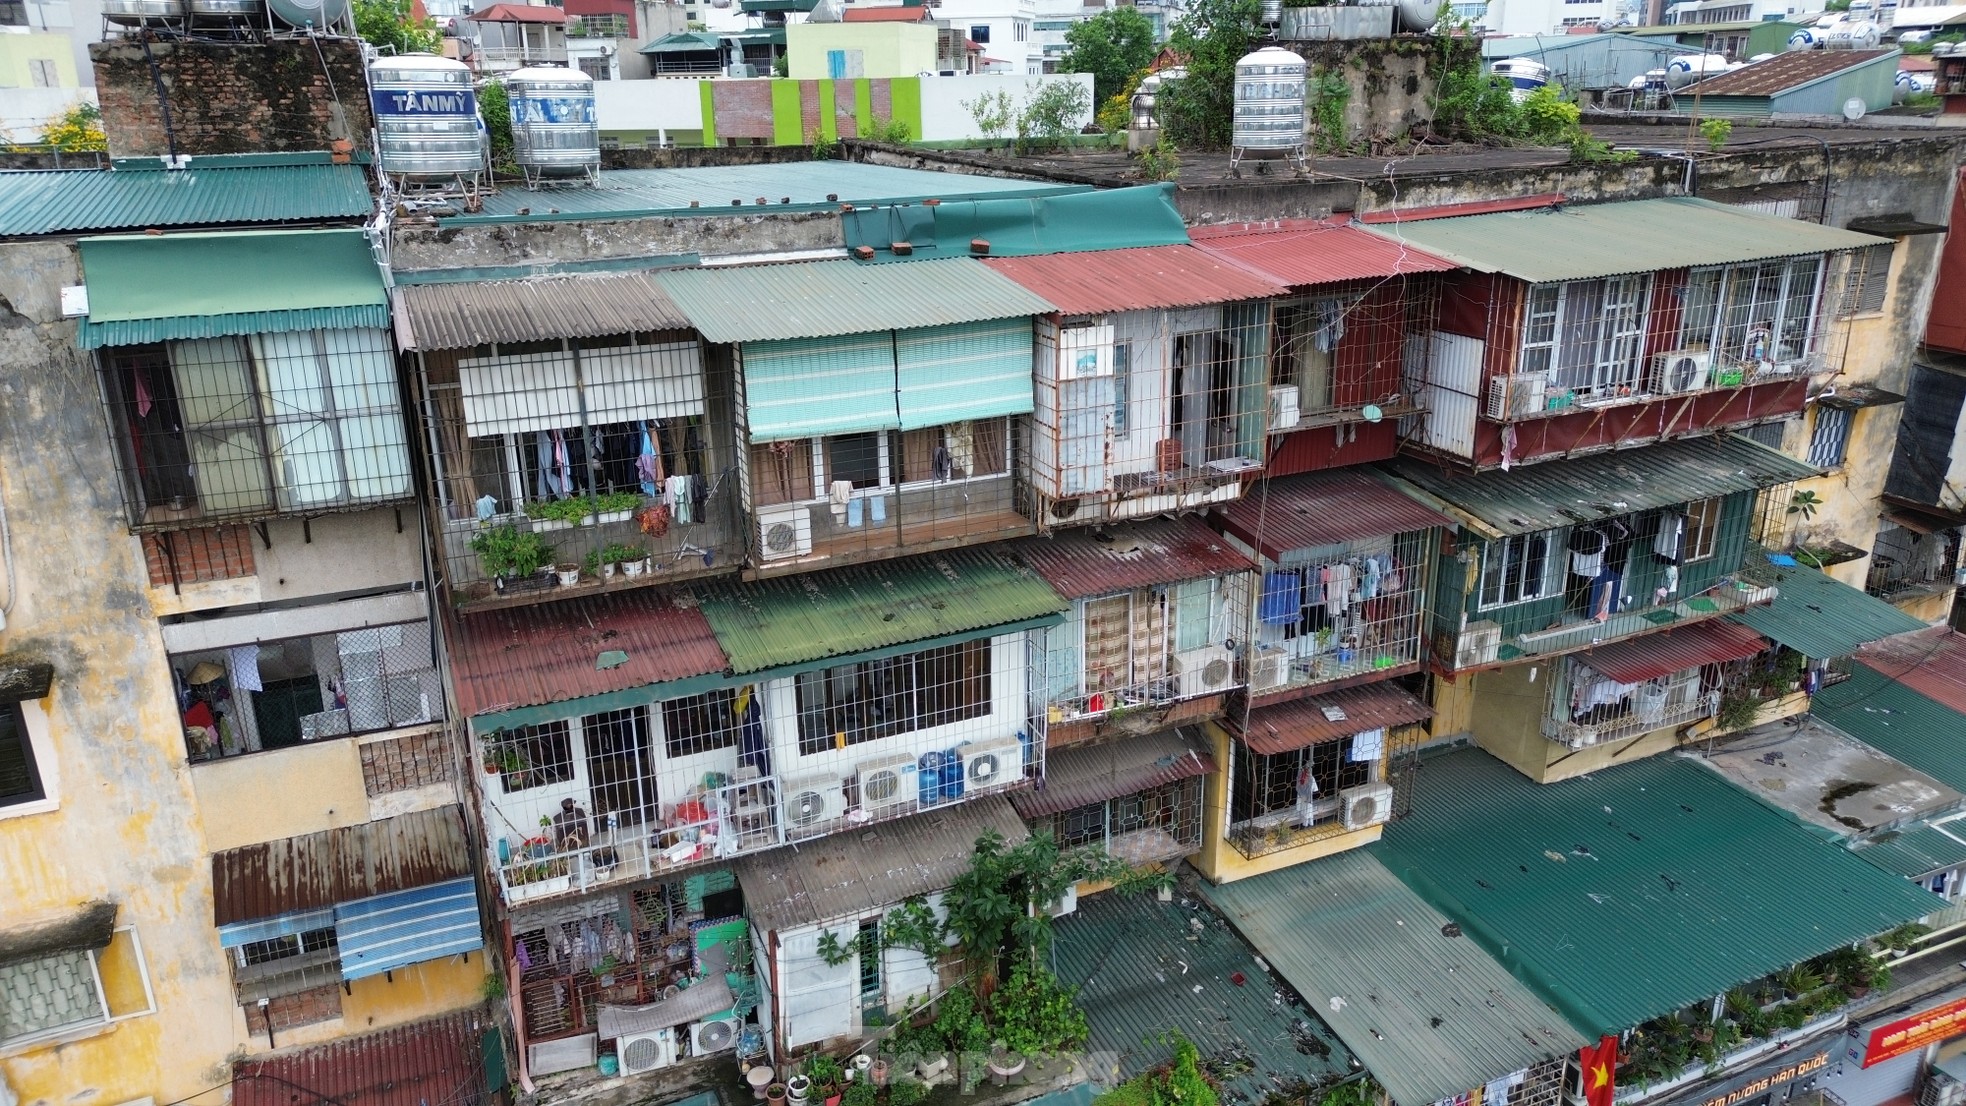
[1649,350,1712,395]
[960,737,1025,791]
[1485,374,1547,420]
[1340,782,1394,830]
[856,753,919,814]
[1249,650,1290,693]
[757,502,813,562]
[1268,385,1301,432]
[1455,620,1502,669]
[1172,646,1236,698]
[783,772,848,836]
[690,1016,742,1056]
[1045,885,1078,918]
[617,1028,678,1075]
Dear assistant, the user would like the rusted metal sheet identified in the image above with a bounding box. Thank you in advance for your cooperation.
[1190,218,1457,288]
[446,589,728,722]
[1856,628,1966,715]
[211,806,474,925]
[1011,728,1214,819]
[1576,619,1767,684]
[1236,680,1431,755]
[1693,49,1890,96]
[1012,516,1256,600]
[980,245,1286,316]
[1213,468,1454,562]
[233,1009,491,1106]
[392,274,691,351]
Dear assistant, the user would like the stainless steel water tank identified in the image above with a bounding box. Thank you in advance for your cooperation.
[507,65,600,180]
[1231,46,1307,157]
[187,0,262,22]
[370,54,485,180]
[103,0,187,26]
[267,0,348,27]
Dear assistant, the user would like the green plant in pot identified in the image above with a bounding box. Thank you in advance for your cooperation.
[471,524,553,581]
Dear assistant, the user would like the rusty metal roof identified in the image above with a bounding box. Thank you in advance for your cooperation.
[979,244,1286,315]
[1189,218,1459,288]
[1012,516,1256,600]
[211,806,475,926]
[1575,620,1767,684]
[1238,680,1432,756]
[1011,729,1214,819]
[234,1009,490,1106]
[391,273,691,351]
[1213,468,1455,561]
[447,590,729,729]
[736,797,1029,933]
[1853,627,1966,715]
[841,6,930,19]
[1691,49,1891,96]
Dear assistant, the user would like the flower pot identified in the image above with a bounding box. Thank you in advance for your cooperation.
[623,557,649,578]
[767,1086,788,1106]
[987,1051,1026,1087]
[852,1055,872,1080]
[822,1085,842,1106]
[596,510,634,525]
[748,1067,777,1100]
[787,1076,811,1103]
[533,517,575,533]
[555,563,581,587]
[601,561,618,581]
[871,1060,890,1088]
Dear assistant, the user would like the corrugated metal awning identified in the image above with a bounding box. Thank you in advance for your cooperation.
[980,245,1285,315]
[233,1010,491,1106]
[211,806,474,926]
[1013,516,1256,600]
[1852,627,1966,715]
[392,273,692,351]
[1360,197,1889,284]
[1011,729,1214,819]
[335,877,484,981]
[0,157,373,237]
[653,257,1054,344]
[1189,218,1458,288]
[1237,681,1432,756]
[597,975,734,1038]
[1214,469,1455,561]
[1727,551,1926,660]
[1575,620,1766,684]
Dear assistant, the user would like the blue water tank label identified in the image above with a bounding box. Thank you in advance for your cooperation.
[516,95,595,124]
[371,88,478,116]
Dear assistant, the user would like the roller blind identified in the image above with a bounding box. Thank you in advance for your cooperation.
[459,343,705,437]
[743,333,900,442]
[895,319,1035,430]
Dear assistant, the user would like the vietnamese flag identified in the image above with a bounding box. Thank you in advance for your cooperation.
[1580,1035,1619,1106]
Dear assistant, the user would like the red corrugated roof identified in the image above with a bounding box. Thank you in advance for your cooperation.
[842,6,931,20]
[1238,680,1432,756]
[1213,469,1455,562]
[234,1010,490,1106]
[1691,49,1891,97]
[1011,729,1215,819]
[1013,516,1256,600]
[1576,620,1767,684]
[447,590,728,720]
[1854,628,1966,715]
[981,244,1286,315]
[1189,218,1458,287]
[211,807,473,925]
[470,3,566,21]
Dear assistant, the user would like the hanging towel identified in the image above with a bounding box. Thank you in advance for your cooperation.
[1349,727,1385,762]
[637,428,662,496]
[226,645,263,693]
[1259,571,1302,625]
[475,494,498,521]
[1324,562,1354,618]
[846,496,864,529]
[552,429,572,498]
[947,422,975,478]
[868,494,887,523]
[666,475,692,524]
[134,367,154,417]
[1653,511,1685,563]
[829,479,853,523]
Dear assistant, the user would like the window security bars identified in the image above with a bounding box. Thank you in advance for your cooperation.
[1040,574,1252,724]
[1540,658,1716,750]
[1051,776,1203,866]
[1226,730,1382,859]
[1252,531,1432,695]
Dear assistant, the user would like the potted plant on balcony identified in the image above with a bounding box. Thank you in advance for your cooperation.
[471,525,553,592]
[593,491,644,525]
[593,542,645,580]
[525,495,590,532]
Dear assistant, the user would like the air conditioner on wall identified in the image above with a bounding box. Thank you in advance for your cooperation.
[1649,350,1712,396]
[690,1016,742,1056]
[1249,650,1290,693]
[1045,885,1078,918]
[1340,783,1394,830]
[784,772,848,836]
[617,1028,678,1075]
[1268,385,1301,432]
[1485,374,1547,420]
[529,1033,599,1077]
[961,737,1025,792]
[757,502,813,562]
[856,752,919,814]
[1172,646,1236,698]
[1454,621,1502,669]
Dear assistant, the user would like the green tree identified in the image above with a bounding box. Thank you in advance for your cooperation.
[1016,79,1092,152]
[353,0,441,55]
[34,102,108,153]
[1059,7,1159,104]
[1157,0,1262,148]
[479,79,514,170]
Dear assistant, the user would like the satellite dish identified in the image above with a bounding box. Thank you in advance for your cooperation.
[1843,96,1867,120]
[1361,404,1384,423]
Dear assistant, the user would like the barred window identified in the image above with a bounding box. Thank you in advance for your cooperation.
[237,927,338,968]
[1840,243,1892,317]
[0,950,105,1045]
[662,688,742,759]
[0,703,45,808]
[795,639,992,755]
[1678,258,1824,366]
[493,721,574,793]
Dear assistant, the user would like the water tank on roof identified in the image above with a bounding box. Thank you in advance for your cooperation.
[1491,57,1550,100]
[1664,52,1729,87]
[1231,47,1307,169]
[102,0,186,26]
[1823,19,1881,47]
[187,0,262,25]
[370,54,486,185]
[1394,0,1439,31]
[268,0,348,28]
[508,65,601,187]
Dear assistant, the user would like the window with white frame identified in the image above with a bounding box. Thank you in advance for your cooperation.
[1677,257,1825,368]
[0,929,156,1046]
[1479,530,1563,608]
[1807,406,1852,468]
[1516,276,1653,398]
[1685,497,1721,562]
[795,639,992,754]
[748,419,1012,507]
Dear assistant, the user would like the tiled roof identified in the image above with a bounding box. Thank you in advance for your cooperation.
[980,244,1286,315]
[470,3,565,20]
[1010,729,1215,819]
[391,272,691,351]
[446,590,729,726]
[0,155,372,237]
[1237,680,1432,755]
[1214,468,1455,561]
[1691,49,1892,97]
[234,1010,491,1106]
[1189,217,1458,287]
[1012,516,1256,601]
[210,807,474,926]
[1575,619,1766,683]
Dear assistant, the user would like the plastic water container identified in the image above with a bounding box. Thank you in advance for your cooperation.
[940,749,966,803]
[918,751,945,807]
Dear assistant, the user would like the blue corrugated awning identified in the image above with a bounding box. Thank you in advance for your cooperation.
[216,907,337,949]
[333,877,483,981]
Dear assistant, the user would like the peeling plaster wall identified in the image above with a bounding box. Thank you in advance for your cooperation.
[390,210,846,270]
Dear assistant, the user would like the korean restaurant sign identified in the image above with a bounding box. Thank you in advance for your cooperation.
[1864,995,1966,1068]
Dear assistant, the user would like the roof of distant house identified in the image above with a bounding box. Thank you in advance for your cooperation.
[1690,48,1893,97]
[470,3,567,22]
[841,6,932,21]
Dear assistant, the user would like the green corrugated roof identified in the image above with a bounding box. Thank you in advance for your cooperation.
[1377,748,1942,1037]
[841,184,1191,262]
[1851,822,1966,878]
[0,157,373,237]
[78,228,387,349]
[640,30,722,51]
[1051,890,1359,1105]
[654,257,1054,343]
[1204,850,1587,1106]
[1814,665,1966,792]
[1726,552,1927,659]
[1361,197,1888,284]
[1383,434,1819,539]
[694,547,1066,675]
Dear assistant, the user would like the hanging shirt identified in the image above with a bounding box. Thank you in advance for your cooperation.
[1653,511,1684,564]
[637,427,663,496]
[667,475,692,524]
[1360,556,1382,601]
[1324,562,1355,618]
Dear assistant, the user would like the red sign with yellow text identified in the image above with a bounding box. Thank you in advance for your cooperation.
[1863,995,1966,1068]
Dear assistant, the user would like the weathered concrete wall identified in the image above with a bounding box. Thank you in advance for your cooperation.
[145,508,428,617]
[1298,37,1453,150]
[390,210,846,269]
[89,38,370,158]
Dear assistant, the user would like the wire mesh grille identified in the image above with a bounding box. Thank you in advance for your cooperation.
[1248,530,1435,699]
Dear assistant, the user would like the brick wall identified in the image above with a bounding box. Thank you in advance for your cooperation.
[142,526,255,588]
[360,730,455,797]
[89,38,373,158]
[244,983,343,1034]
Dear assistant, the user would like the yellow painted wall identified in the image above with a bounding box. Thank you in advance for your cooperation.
[192,739,370,852]
[255,954,488,1053]
[1469,662,1713,784]
[1430,673,1477,739]
[1893,589,1955,625]
[0,33,78,89]
[786,23,937,81]
[1192,720,1386,885]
